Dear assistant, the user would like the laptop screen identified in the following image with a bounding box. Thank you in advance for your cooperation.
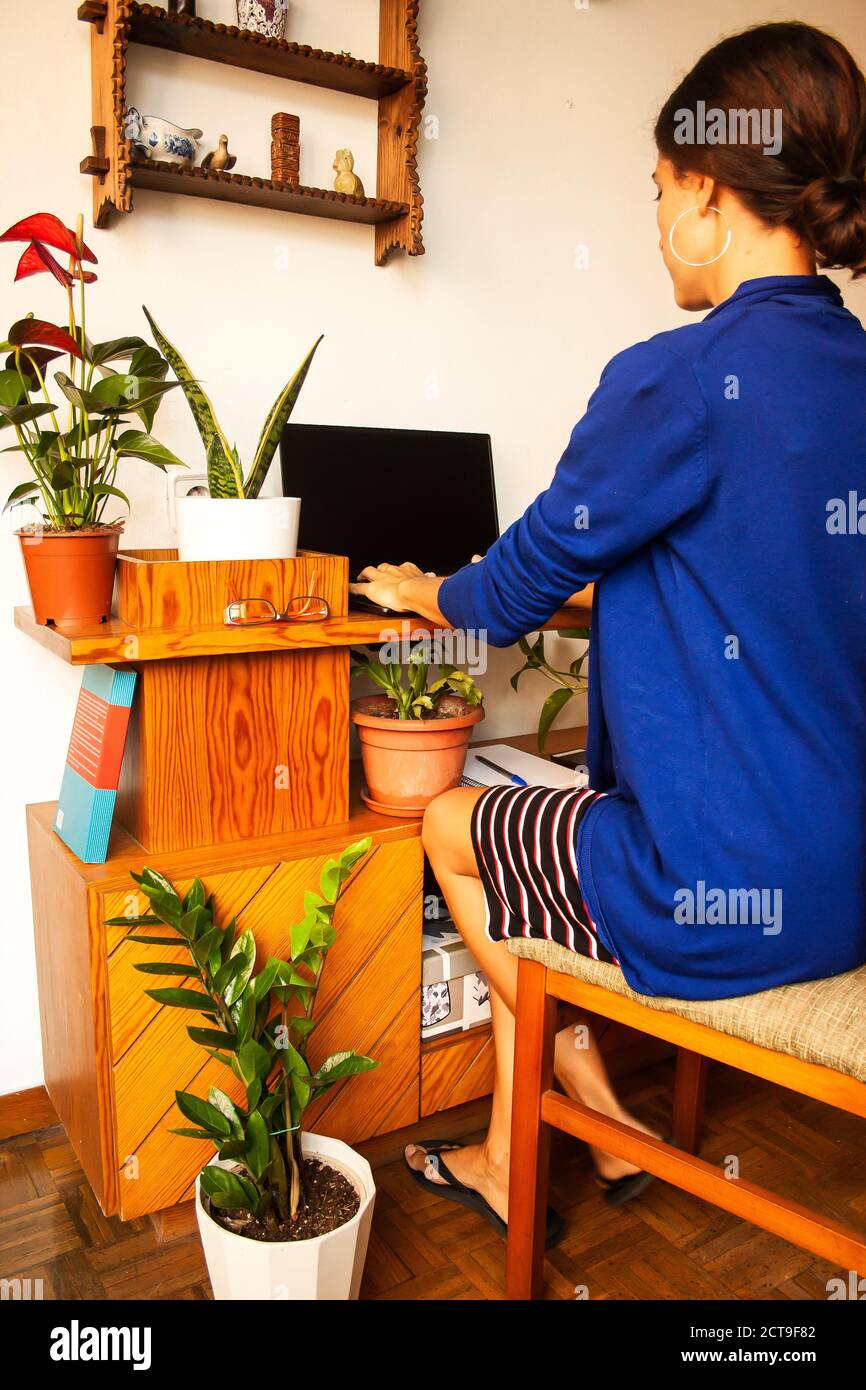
[280,423,500,578]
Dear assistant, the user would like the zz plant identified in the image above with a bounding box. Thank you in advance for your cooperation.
[108,837,375,1232]
[143,306,322,501]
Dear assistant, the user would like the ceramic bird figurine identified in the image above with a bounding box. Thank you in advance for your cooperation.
[201,135,237,173]
[333,148,364,198]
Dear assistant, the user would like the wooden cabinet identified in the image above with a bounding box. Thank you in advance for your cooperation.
[27,803,423,1220]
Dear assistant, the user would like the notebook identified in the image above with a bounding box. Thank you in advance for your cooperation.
[460,743,588,790]
[54,665,137,863]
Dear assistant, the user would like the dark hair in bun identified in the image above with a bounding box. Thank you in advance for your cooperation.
[655,22,866,277]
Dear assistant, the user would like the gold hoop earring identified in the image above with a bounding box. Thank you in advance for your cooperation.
[668,205,732,268]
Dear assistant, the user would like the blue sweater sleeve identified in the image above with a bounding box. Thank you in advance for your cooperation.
[437,339,708,646]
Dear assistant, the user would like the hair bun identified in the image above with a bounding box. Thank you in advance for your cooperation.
[798,172,866,274]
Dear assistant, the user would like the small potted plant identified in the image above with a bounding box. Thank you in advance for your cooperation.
[351,643,484,816]
[144,308,322,562]
[109,837,377,1301]
[1,212,183,624]
[511,627,590,752]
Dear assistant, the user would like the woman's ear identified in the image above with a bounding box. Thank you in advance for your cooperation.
[694,175,719,214]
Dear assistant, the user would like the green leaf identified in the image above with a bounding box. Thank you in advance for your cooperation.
[124,935,188,947]
[175,1090,232,1136]
[251,957,283,1002]
[89,335,149,367]
[132,962,191,977]
[537,686,574,754]
[0,402,55,427]
[244,335,323,499]
[214,952,248,997]
[169,1127,217,1141]
[559,627,591,641]
[290,913,315,960]
[208,1087,243,1135]
[244,1111,270,1180]
[200,1165,260,1213]
[142,306,236,489]
[115,429,185,470]
[206,433,243,499]
[188,1027,238,1052]
[4,481,40,512]
[182,879,206,913]
[224,928,256,1006]
[144,986,213,1011]
[0,369,25,408]
[312,1050,378,1088]
[237,1038,270,1085]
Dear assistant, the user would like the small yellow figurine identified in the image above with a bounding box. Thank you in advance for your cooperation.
[333,149,364,198]
[201,135,237,173]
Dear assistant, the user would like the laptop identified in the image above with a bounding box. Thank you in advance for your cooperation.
[279,423,500,613]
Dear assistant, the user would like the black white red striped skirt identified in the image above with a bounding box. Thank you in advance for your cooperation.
[470,784,618,964]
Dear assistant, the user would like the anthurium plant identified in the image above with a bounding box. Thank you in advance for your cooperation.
[143,307,322,501]
[0,212,183,529]
[511,627,590,752]
[351,643,484,719]
[108,837,375,1233]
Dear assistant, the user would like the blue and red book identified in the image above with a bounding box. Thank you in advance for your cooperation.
[54,665,137,863]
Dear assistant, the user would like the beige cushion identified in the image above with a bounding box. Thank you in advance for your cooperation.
[506,938,866,1083]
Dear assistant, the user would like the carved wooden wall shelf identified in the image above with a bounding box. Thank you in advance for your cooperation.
[78,0,427,265]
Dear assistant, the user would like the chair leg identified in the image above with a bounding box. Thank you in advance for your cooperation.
[672,1047,709,1154]
[506,958,558,1300]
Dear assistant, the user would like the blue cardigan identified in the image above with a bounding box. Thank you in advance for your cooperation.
[439,275,866,1000]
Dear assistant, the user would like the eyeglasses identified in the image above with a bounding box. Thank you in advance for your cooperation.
[223,572,330,627]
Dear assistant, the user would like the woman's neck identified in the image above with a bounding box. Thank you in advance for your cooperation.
[707,223,817,306]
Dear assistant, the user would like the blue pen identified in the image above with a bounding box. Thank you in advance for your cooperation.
[476,755,528,787]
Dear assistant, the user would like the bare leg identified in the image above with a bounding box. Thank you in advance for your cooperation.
[406,788,660,1212]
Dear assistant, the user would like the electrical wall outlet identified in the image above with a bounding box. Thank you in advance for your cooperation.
[165,471,208,530]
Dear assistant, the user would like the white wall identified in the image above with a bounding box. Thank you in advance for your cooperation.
[2,0,864,1094]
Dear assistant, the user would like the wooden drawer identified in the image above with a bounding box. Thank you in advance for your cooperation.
[421,1024,496,1116]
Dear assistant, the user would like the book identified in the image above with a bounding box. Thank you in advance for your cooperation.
[53,665,137,864]
[460,743,588,790]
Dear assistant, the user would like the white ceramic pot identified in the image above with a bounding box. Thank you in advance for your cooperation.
[174,495,301,562]
[195,1134,375,1301]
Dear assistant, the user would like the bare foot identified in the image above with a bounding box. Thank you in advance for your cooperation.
[404,1141,509,1223]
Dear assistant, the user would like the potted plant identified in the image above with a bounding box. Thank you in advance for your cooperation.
[144,308,322,562]
[1,212,182,624]
[351,643,484,816]
[511,626,590,752]
[109,837,377,1301]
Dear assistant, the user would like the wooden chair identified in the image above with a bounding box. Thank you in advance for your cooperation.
[505,938,866,1299]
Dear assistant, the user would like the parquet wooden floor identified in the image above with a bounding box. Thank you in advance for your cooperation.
[1,1060,862,1300]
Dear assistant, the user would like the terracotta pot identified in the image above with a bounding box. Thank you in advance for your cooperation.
[351,695,485,818]
[17,526,121,625]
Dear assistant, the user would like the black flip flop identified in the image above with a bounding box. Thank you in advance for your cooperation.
[595,1134,675,1207]
[404,1139,565,1249]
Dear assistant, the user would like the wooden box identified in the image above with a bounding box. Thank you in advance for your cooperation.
[116,548,347,628]
[111,550,351,853]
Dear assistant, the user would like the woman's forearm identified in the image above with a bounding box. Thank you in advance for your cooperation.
[564,583,594,607]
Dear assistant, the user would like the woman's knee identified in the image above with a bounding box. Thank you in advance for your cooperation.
[422,787,482,877]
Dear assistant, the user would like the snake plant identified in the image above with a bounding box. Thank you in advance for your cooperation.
[143,306,322,500]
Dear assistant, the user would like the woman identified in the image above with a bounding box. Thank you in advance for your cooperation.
[351,22,866,1239]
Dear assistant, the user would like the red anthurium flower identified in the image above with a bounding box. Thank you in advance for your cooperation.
[0,212,97,264]
[8,317,83,359]
[69,263,98,284]
[15,242,73,289]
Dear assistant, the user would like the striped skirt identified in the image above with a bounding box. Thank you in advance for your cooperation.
[470,784,618,964]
